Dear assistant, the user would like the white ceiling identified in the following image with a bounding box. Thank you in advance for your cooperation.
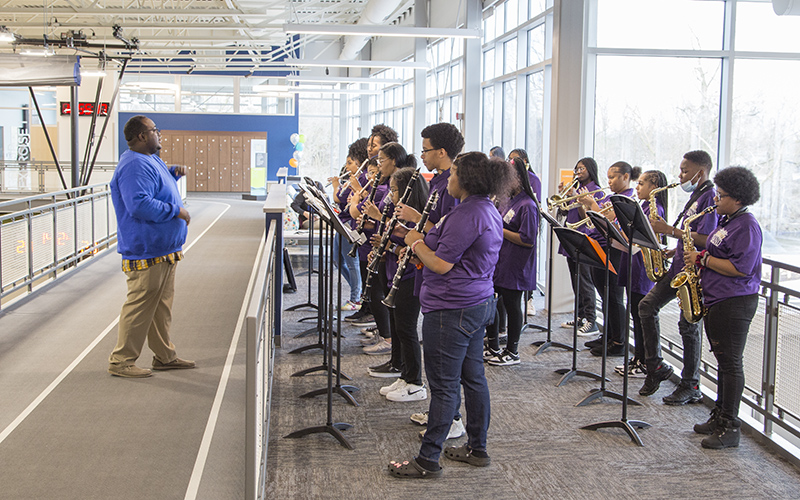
[0,0,392,76]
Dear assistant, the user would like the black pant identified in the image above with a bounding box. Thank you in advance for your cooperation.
[590,248,625,344]
[358,258,371,315]
[368,261,391,341]
[486,287,524,354]
[630,292,645,360]
[704,294,758,420]
[567,257,597,323]
[389,276,422,385]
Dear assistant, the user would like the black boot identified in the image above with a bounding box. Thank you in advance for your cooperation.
[701,417,741,449]
[694,407,721,435]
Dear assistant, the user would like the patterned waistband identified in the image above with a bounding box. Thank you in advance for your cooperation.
[122,251,184,272]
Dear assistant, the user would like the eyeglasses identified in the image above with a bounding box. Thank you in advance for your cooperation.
[715,193,731,200]
[420,147,440,155]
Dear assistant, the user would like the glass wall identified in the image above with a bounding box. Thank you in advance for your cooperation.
[589,0,800,259]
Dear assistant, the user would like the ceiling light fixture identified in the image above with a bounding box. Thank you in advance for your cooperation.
[283,23,481,39]
[285,58,427,70]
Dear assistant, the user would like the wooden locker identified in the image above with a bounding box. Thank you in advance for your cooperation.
[231,135,243,192]
[195,135,208,192]
[159,133,172,164]
[219,136,231,192]
[207,135,220,192]
[170,134,184,166]
[243,137,252,191]
[183,135,195,191]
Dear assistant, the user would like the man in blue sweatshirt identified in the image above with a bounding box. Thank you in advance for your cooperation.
[108,115,195,378]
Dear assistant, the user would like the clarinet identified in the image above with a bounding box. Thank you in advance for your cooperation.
[382,191,439,308]
[360,170,421,302]
[348,171,383,257]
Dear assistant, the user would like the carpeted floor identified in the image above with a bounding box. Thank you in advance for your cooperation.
[267,270,800,499]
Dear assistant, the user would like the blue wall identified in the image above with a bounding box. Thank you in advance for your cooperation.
[119,110,299,181]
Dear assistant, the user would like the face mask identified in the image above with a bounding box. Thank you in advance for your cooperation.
[680,171,700,193]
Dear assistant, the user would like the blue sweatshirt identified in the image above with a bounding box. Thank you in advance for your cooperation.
[111,150,187,260]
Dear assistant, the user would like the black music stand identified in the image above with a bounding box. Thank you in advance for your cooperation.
[285,201,355,450]
[532,209,573,355]
[552,227,609,386]
[580,195,659,446]
[576,210,640,407]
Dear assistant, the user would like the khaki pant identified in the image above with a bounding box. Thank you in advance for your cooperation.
[109,261,178,367]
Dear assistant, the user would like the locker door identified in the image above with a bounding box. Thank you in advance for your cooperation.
[231,136,243,192]
[160,133,172,164]
[207,135,220,192]
[243,137,252,191]
[219,136,231,192]
[170,134,184,166]
[195,135,207,192]
[183,135,196,191]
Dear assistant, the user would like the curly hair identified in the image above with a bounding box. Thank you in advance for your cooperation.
[420,123,465,160]
[454,152,512,198]
[683,150,713,171]
[370,124,398,147]
[123,115,149,142]
[347,137,369,165]
[714,166,760,206]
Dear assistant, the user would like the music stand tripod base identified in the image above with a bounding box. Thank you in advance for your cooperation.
[580,419,651,447]
[284,424,354,450]
[576,387,642,407]
[300,385,359,406]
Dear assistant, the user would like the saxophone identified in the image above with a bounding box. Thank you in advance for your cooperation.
[669,205,717,323]
[641,182,679,282]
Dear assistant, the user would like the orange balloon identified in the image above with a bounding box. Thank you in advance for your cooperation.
[289,158,298,168]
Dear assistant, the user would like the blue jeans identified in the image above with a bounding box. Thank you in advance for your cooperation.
[333,234,361,302]
[418,298,497,463]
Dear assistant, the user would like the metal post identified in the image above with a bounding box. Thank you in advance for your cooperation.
[762,266,780,435]
[70,86,80,189]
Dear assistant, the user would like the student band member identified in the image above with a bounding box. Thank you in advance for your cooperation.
[484,157,539,366]
[638,150,719,403]
[389,152,511,479]
[579,162,639,356]
[685,166,762,449]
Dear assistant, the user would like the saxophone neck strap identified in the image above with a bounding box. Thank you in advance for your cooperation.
[672,180,714,227]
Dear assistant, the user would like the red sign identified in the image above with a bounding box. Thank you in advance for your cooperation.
[60,102,109,116]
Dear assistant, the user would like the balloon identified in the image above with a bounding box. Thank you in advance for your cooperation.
[293,150,304,160]
[298,134,306,143]
[289,158,298,168]
[290,133,299,145]
[295,143,304,152]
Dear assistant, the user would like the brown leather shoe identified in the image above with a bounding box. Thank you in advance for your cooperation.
[152,357,196,370]
[108,364,153,378]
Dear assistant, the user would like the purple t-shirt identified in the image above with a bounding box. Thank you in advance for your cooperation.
[357,182,390,261]
[617,199,663,296]
[700,212,762,307]
[586,187,634,249]
[668,188,719,280]
[528,171,542,204]
[420,195,503,313]
[336,183,354,227]
[494,192,539,291]
[558,180,604,257]
[414,169,459,296]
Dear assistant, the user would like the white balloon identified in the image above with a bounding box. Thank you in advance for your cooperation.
[290,133,300,145]
[293,150,304,160]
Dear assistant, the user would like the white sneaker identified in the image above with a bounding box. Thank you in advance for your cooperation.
[386,383,427,402]
[418,417,466,440]
[360,334,380,346]
[527,298,536,316]
[615,358,648,379]
[380,378,406,396]
[576,319,600,336]
[363,338,391,355]
[483,347,501,362]
[361,325,378,337]
[410,410,428,426]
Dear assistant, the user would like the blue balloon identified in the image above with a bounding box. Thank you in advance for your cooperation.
[295,143,304,151]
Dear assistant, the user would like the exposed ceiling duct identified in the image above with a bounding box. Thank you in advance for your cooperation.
[339,0,405,60]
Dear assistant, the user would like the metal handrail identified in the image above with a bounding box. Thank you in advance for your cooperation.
[0,184,116,309]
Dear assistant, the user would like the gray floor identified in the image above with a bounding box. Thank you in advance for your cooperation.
[268,270,800,499]
[0,195,266,500]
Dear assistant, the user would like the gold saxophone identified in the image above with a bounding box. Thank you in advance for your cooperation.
[669,205,717,323]
[641,182,680,282]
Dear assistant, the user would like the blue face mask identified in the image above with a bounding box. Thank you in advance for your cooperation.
[680,171,700,193]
